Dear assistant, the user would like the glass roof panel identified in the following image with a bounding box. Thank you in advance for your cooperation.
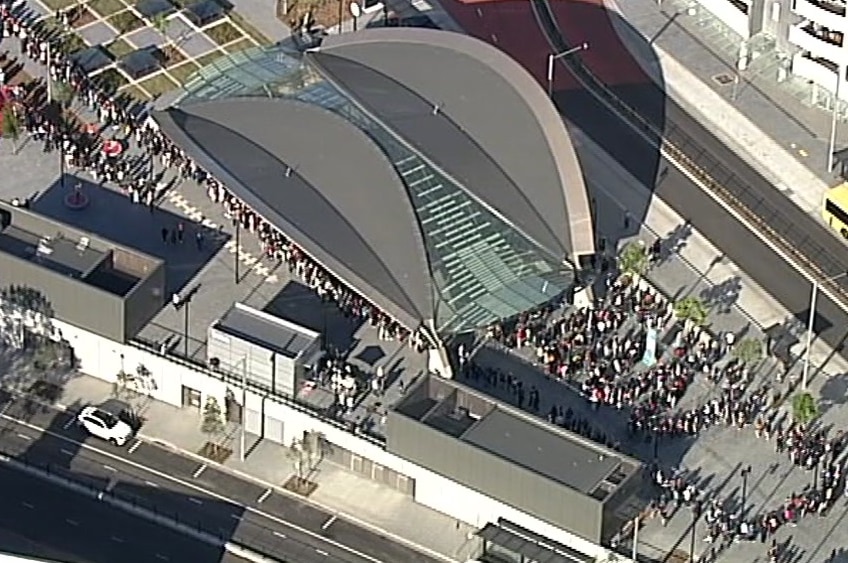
[174,46,574,335]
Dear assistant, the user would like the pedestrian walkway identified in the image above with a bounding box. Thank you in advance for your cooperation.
[605,0,836,217]
[49,373,478,563]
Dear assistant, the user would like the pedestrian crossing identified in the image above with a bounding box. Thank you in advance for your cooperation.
[165,191,279,284]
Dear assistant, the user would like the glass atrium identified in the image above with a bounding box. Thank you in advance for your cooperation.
[178,46,575,335]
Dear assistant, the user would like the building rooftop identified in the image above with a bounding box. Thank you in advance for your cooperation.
[212,302,320,360]
[0,225,105,280]
[392,374,640,496]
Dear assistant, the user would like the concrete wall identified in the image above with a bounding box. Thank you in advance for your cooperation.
[123,258,166,342]
[386,411,604,543]
[0,252,125,341]
[54,316,628,561]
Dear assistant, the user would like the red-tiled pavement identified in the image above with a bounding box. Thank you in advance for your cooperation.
[440,0,651,94]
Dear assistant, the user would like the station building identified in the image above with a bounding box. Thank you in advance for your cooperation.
[0,29,645,563]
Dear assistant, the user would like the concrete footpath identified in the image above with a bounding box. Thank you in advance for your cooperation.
[605,0,831,217]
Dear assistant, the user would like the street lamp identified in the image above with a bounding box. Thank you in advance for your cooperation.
[803,271,848,389]
[740,465,752,517]
[233,211,241,285]
[546,42,588,98]
[829,65,844,173]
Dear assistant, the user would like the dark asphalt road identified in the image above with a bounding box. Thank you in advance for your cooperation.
[0,464,251,563]
[0,395,439,563]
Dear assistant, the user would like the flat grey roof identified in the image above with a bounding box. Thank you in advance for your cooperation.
[154,98,433,332]
[0,225,105,278]
[213,303,319,359]
[316,28,595,259]
[463,408,619,494]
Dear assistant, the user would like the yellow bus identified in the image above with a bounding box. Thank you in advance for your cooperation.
[823,182,848,239]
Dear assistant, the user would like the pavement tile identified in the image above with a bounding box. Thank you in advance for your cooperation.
[163,15,192,41]
[78,21,120,45]
[178,32,217,57]
[124,26,167,49]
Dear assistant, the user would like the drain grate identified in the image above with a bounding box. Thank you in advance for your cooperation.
[712,73,735,85]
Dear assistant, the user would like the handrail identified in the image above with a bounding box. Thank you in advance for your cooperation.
[128,338,388,447]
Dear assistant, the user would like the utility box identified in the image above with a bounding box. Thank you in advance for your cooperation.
[207,302,323,398]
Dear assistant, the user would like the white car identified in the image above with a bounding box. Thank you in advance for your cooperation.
[76,406,133,446]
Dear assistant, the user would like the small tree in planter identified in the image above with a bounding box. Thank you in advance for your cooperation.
[733,337,764,366]
[618,241,649,284]
[792,392,820,425]
[287,438,309,484]
[201,397,226,456]
[674,296,708,332]
[2,106,22,154]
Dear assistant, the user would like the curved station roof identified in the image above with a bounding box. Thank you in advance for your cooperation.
[155,28,595,336]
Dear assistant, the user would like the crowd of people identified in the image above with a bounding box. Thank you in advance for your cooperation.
[0,0,430,359]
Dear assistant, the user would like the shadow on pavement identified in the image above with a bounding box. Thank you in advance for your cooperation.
[29,174,229,297]
[435,0,667,247]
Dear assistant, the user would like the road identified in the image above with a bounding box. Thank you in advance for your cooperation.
[0,464,252,563]
[0,394,440,563]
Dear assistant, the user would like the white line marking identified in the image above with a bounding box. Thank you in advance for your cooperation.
[0,412,382,563]
[128,440,142,454]
[21,502,34,509]
[192,464,206,478]
[145,481,159,488]
[65,519,79,526]
[111,536,124,543]
[273,531,287,539]
[15,433,31,441]
[257,488,272,503]
[315,549,329,556]
[230,513,241,520]
[103,465,117,472]
[60,449,75,456]
[155,554,169,561]
[188,498,203,505]
[62,417,75,430]
[321,515,337,530]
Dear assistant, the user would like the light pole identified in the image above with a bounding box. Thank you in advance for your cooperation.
[233,211,241,285]
[740,465,751,517]
[547,42,588,98]
[829,65,844,173]
[239,355,247,462]
[803,271,848,389]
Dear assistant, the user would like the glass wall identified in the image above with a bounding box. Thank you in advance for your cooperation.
[178,47,574,335]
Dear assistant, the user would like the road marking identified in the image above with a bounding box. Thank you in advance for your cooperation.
[321,515,337,530]
[192,464,206,478]
[315,549,329,556]
[65,519,79,526]
[257,488,272,503]
[128,440,142,454]
[21,502,34,509]
[15,433,31,441]
[188,497,203,505]
[60,449,75,456]
[230,513,241,520]
[103,465,117,472]
[111,536,124,543]
[62,417,75,430]
[155,554,169,561]
[273,531,287,539]
[0,413,383,563]
[145,481,159,488]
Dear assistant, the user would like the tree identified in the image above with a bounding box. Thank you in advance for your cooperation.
[0,285,55,339]
[303,431,325,471]
[674,296,708,328]
[618,241,649,278]
[151,12,170,34]
[733,337,764,365]
[2,106,22,154]
[201,397,226,453]
[50,81,75,109]
[287,438,309,483]
[792,392,820,425]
